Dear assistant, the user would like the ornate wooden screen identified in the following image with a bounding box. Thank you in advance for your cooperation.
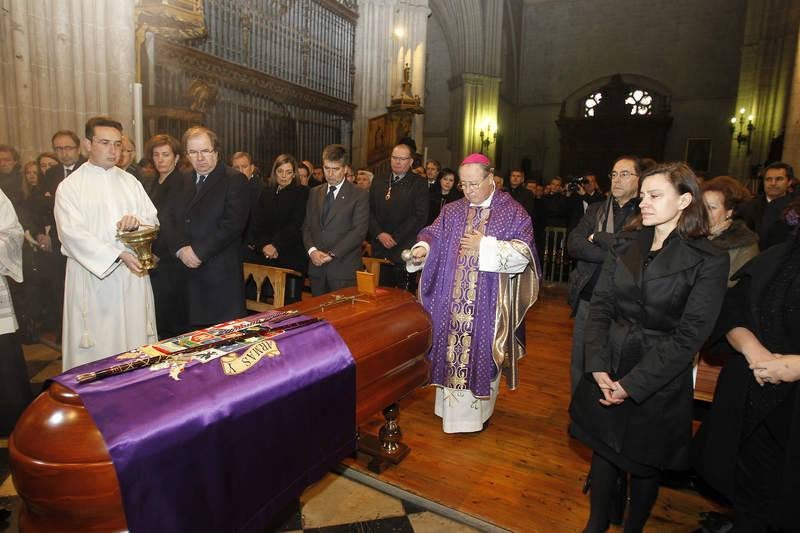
[140,0,356,169]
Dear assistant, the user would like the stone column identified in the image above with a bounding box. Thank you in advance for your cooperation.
[727,1,799,179]
[0,0,136,161]
[351,0,429,168]
[448,73,501,164]
[783,24,800,171]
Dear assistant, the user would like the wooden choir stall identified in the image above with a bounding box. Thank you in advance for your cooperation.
[9,288,431,532]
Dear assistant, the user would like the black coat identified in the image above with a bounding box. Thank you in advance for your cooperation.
[566,197,639,314]
[161,161,249,326]
[252,183,309,274]
[507,185,535,219]
[693,238,800,529]
[739,194,791,250]
[570,228,729,471]
[148,169,190,337]
[427,185,463,225]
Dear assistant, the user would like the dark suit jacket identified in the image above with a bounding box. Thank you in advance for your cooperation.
[161,161,249,326]
[739,194,791,250]
[302,180,368,281]
[507,185,535,219]
[35,157,87,240]
[570,228,729,470]
[368,174,429,264]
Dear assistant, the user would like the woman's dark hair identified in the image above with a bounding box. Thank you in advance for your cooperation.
[701,175,752,212]
[437,167,458,188]
[269,153,298,187]
[624,161,709,238]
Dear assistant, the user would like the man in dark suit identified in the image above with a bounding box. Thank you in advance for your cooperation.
[35,130,86,338]
[368,140,428,289]
[507,168,535,219]
[163,126,249,328]
[41,131,86,197]
[302,144,368,296]
[740,161,794,250]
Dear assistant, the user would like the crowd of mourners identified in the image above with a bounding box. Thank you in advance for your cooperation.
[1,120,799,533]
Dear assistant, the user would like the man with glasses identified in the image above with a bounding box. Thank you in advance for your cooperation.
[54,116,159,369]
[368,139,428,290]
[42,130,86,196]
[302,144,368,296]
[567,156,642,396]
[160,125,249,329]
[406,153,539,433]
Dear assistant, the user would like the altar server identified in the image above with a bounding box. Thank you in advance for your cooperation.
[55,116,159,370]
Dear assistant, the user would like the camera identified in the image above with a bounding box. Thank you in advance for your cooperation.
[566,175,588,193]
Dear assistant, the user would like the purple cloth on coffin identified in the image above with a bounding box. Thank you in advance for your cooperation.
[51,313,355,533]
[418,191,538,398]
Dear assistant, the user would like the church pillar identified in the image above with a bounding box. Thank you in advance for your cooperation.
[0,0,136,160]
[448,73,501,164]
[351,0,429,168]
[728,0,799,180]
[783,24,800,171]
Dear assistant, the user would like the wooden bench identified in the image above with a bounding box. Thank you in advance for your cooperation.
[242,263,303,312]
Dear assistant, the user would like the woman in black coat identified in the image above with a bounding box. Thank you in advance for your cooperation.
[570,162,729,532]
[693,198,800,532]
[426,167,462,224]
[252,153,309,302]
[145,134,188,339]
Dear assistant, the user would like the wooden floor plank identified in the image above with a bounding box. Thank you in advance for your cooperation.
[344,287,727,532]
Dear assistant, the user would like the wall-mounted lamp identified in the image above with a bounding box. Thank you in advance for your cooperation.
[730,107,755,156]
[479,124,497,154]
[393,26,405,39]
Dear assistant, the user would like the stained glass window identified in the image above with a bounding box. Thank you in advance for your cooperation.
[625,89,652,116]
[583,92,603,117]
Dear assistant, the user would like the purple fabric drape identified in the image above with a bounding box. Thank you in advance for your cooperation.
[52,313,355,533]
[418,191,537,397]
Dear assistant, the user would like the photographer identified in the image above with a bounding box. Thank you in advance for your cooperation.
[568,173,605,230]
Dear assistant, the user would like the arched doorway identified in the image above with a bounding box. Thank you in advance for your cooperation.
[556,74,673,188]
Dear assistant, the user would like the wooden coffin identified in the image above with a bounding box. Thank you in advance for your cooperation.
[10,287,431,532]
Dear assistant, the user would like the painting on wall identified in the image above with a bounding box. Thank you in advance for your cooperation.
[685,138,712,174]
[368,114,392,164]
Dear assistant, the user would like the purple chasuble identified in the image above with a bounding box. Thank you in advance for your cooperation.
[418,191,537,398]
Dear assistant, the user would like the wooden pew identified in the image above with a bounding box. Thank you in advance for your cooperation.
[242,262,303,311]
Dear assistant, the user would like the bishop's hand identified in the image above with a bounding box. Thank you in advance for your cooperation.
[459,229,483,254]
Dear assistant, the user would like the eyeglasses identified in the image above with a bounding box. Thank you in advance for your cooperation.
[461,177,489,191]
[609,171,637,180]
[54,146,78,152]
[187,149,215,158]
[390,156,412,162]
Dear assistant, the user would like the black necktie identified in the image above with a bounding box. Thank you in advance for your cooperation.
[196,174,207,193]
[322,185,335,222]
[391,174,403,184]
[65,166,74,177]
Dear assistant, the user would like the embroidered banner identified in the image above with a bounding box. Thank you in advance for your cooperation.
[52,312,356,533]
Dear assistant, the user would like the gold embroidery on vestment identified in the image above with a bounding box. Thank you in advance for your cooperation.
[444,206,490,389]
